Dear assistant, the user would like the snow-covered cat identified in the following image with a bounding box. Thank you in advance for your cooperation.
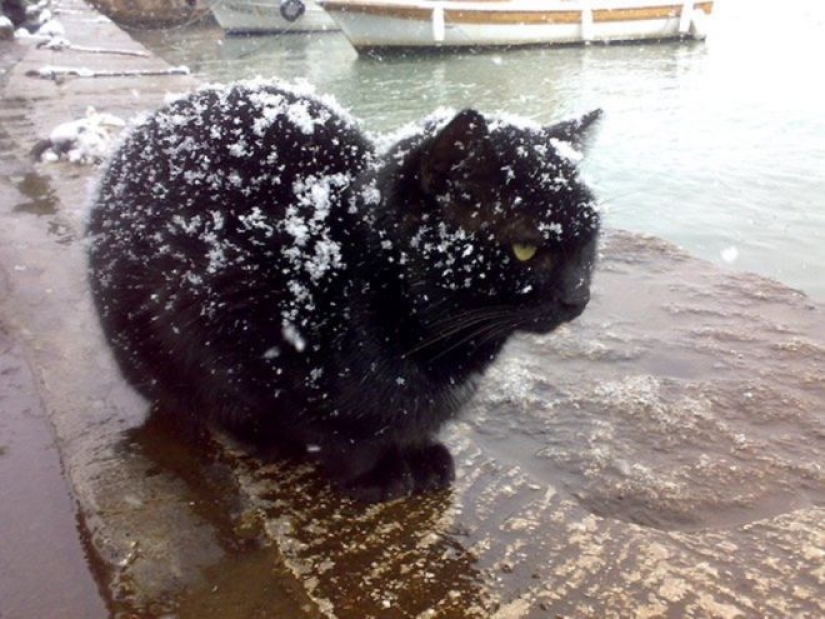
[88,81,601,502]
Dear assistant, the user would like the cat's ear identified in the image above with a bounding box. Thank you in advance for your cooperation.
[544,109,602,154]
[421,109,488,193]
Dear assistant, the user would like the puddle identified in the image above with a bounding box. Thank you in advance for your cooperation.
[8,171,76,244]
[105,409,317,618]
[11,172,59,216]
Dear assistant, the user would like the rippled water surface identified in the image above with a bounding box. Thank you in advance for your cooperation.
[134,0,825,300]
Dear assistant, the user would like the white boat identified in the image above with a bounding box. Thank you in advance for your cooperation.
[318,0,713,52]
[211,0,339,33]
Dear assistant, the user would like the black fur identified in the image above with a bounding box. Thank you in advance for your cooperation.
[88,82,601,502]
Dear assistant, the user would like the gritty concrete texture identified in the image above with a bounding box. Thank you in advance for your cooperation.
[0,1,823,617]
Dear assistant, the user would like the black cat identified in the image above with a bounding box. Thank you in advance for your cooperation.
[88,81,601,502]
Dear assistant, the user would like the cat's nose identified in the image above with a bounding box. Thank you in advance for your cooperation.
[560,290,590,318]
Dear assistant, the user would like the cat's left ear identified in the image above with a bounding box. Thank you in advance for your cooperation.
[544,109,603,155]
[421,109,489,194]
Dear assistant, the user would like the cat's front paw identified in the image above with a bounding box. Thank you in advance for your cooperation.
[407,442,455,492]
[341,447,415,503]
[332,442,455,503]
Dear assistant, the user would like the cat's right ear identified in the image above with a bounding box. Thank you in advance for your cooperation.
[421,109,488,194]
[544,109,603,153]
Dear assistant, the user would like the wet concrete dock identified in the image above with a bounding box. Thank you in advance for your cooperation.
[1,1,823,617]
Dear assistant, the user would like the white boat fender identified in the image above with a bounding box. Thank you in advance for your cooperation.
[690,8,709,40]
[678,0,693,34]
[280,0,306,22]
[432,5,445,42]
[580,3,594,43]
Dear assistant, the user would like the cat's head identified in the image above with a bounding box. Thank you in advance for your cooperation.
[377,107,601,338]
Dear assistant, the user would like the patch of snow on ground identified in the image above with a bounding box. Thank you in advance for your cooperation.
[37,107,125,165]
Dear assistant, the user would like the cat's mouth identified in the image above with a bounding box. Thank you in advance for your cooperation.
[521,299,590,334]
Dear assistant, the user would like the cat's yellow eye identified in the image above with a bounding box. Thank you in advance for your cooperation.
[512,243,538,262]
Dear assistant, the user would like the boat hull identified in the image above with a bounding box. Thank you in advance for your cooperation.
[212,0,339,33]
[320,0,713,52]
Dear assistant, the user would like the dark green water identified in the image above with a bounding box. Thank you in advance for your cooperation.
[134,0,825,301]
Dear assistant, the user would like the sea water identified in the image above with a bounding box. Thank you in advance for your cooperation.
[133,0,825,301]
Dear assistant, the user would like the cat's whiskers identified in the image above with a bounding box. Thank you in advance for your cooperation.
[420,311,517,363]
[422,309,511,339]
[472,315,528,353]
[402,304,494,340]
[424,321,508,364]
[459,304,568,359]
[401,307,513,359]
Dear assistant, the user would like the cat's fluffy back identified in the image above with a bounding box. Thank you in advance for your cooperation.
[87,81,374,417]
[93,79,370,214]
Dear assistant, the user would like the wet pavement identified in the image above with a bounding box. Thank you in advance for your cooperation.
[226,232,825,618]
[1,3,308,616]
[0,311,107,618]
[1,1,823,618]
